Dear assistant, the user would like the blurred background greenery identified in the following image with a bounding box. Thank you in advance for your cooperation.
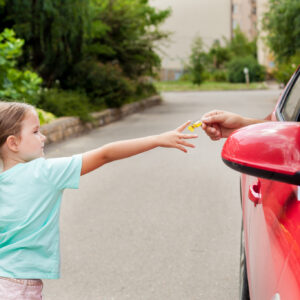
[0,0,299,122]
[0,0,170,121]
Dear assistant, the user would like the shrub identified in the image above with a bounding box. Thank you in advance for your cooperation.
[273,53,300,84]
[227,56,266,83]
[135,82,157,99]
[65,60,135,108]
[189,37,208,85]
[36,108,56,125]
[38,89,91,121]
[211,70,228,82]
[0,28,42,105]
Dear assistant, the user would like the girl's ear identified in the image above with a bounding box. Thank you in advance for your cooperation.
[6,135,20,152]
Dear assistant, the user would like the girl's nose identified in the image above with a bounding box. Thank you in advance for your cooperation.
[41,133,47,142]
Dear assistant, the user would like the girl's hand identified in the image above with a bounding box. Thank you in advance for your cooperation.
[157,121,198,152]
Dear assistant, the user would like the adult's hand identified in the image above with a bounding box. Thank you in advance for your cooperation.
[201,110,262,140]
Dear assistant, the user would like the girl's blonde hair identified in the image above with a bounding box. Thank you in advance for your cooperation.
[0,101,34,148]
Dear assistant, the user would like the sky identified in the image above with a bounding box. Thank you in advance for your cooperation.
[150,0,231,69]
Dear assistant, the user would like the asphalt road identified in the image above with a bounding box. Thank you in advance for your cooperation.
[43,90,281,300]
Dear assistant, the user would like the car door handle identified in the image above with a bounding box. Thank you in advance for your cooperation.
[248,180,261,206]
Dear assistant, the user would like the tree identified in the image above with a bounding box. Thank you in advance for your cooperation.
[189,37,208,85]
[263,0,300,62]
[227,27,256,58]
[208,39,231,69]
[86,0,171,78]
[0,28,42,104]
[0,0,88,86]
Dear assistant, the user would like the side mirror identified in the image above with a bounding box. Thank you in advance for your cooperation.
[222,122,300,185]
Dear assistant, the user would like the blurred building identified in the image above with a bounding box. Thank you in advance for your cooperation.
[151,0,274,81]
[256,0,275,73]
[231,0,257,40]
[231,0,274,73]
[150,0,231,81]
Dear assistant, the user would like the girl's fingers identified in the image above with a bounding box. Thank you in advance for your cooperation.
[176,145,188,153]
[178,140,195,148]
[176,120,191,132]
[180,134,198,139]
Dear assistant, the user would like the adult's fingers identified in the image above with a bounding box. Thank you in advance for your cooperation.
[202,111,226,124]
[203,124,221,137]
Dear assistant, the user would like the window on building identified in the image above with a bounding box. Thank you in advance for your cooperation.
[232,4,238,14]
[232,19,238,30]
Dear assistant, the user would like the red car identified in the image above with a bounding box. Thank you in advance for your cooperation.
[222,66,300,300]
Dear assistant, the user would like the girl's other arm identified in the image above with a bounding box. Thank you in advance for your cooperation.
[81,121,197,175]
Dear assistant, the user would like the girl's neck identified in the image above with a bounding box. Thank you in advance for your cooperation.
[2,157,24,172]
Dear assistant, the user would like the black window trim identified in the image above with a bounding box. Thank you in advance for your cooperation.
[276,67,300,121]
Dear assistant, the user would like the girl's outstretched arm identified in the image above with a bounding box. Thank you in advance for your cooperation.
[81,121,197,175]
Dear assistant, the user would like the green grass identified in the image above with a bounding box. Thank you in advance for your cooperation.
[154,81,268,92]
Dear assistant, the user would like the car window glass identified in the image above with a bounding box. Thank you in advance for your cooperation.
[282,74,300,121]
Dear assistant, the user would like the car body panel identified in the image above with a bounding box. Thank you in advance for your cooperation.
[222,66,300,299]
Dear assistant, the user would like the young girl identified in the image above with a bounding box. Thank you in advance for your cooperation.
[0,101,197,299]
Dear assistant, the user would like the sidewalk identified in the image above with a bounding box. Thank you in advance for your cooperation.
[265,80,283,90]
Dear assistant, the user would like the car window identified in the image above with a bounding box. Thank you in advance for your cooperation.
[282,74,300,121]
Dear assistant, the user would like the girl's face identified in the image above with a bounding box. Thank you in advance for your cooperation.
[17,109,46,162]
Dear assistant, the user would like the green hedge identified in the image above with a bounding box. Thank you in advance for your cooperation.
[227,56,266,83]
[65,60,135,109]
[38,89,91,121]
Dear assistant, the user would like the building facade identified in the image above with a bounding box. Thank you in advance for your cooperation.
[231,0,257,40]
[231,0,274,73]
[151,0,274,81]
[150,0,231,80]
[256,0,275,73]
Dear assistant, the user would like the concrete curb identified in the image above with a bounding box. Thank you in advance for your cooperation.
[41,95,162,145]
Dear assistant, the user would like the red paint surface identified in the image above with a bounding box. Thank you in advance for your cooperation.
[221,66,300,299]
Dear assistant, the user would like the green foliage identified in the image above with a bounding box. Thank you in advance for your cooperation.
[38,89,91,121]
[273,52,300,84]
[208,40,231,69]
[65,59,135,108]
[263,0,300,63]
[189,37,208,85]
[227,27,257,58]
[87,0,171,78]
[0,0,166,113]
[210,70,228,82]
[227,56,266,83]
[135,82,157,99]
[0,28,42,104]
[36,108,56,125]
[0,0,88,86]
[188,28,262,84]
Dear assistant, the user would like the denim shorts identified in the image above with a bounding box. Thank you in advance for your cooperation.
[0,276,43,300]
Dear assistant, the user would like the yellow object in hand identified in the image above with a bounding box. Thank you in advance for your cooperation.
[188,121,202,132]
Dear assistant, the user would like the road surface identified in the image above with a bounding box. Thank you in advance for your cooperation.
[43,90,281,300]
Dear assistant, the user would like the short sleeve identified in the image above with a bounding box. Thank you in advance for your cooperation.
[42,154,82,190]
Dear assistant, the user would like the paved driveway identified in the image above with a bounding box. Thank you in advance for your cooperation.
[43,90,281,300]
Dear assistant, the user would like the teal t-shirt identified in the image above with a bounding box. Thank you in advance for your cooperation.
[0,154,82,279]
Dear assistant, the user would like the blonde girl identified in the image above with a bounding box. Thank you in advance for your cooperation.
[0,101,197,299]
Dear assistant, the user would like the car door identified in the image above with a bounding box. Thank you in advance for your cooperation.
[268,67,300,299]
[244,67,300,300]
